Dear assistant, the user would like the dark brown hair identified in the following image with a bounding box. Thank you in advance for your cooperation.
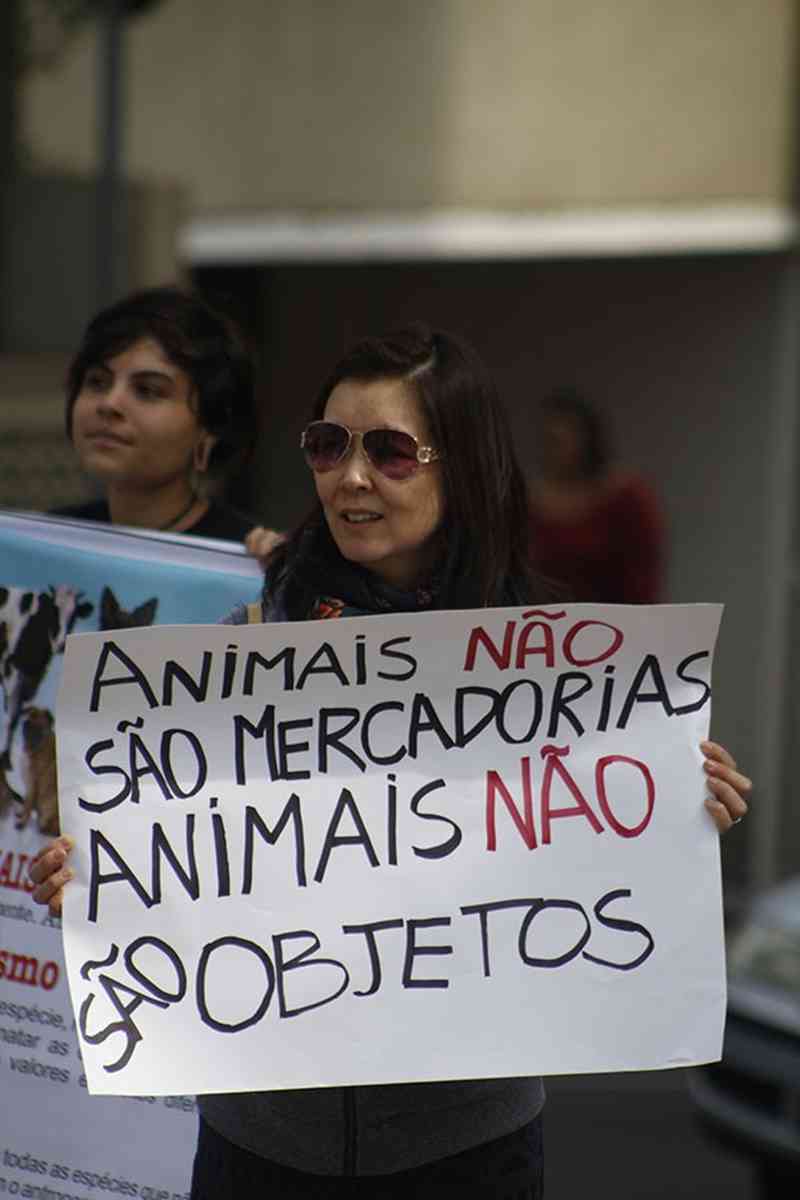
[65,285,256,474]
[539,387,611,480]
[267,322,545,616]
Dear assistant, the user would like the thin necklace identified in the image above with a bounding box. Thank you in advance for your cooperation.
[159,493,199,531]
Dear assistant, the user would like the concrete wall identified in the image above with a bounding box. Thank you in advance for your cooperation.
[21,0,795,216]
[0,172,186,351]
[0,351,92,511]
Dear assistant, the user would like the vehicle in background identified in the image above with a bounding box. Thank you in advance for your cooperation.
[688,875,800,1198]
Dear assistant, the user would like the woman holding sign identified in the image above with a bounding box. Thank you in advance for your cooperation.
[31,323,750,1199]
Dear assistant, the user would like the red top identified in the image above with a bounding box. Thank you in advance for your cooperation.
[529,474,664,604]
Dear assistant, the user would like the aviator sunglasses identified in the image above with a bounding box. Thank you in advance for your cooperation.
[301,420,441,481]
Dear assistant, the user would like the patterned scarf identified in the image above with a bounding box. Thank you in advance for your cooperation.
[305,556,439,621]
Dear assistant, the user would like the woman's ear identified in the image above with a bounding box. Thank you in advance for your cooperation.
[193,434,218,474]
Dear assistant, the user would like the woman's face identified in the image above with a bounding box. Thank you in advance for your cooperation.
[315,376,445,590]
[540,411,586,478]
[71,337,206,492]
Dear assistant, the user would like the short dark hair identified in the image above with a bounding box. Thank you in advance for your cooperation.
[539,388,610,479]
[65,285,256,473]
[268,322,546,616]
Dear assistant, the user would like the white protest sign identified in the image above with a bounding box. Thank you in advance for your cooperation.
[55,603,725,1096]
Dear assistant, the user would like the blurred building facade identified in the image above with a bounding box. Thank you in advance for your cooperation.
[3,0,798,897]
[19,1,793,214]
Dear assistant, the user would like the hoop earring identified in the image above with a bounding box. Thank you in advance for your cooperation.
[194,438,212,474]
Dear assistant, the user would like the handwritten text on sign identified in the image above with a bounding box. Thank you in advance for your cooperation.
[56,604,725,1095]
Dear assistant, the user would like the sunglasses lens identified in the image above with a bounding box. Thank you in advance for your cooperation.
[363,429,420,479]
[303,422,348,471]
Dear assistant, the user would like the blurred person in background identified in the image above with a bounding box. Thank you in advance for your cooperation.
[529,388,664,603]
[31,323,750,1199]
[52,285,282,549]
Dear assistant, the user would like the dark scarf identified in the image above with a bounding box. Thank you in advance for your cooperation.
[264,518,448,622]
[308,559,438,620]
[283,528,439,620]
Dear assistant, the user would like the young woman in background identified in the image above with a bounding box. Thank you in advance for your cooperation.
[54,285,271,544]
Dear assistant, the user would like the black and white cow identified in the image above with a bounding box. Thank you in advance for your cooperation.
[0,584,94,778]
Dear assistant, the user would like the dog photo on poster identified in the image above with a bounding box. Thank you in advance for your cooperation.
[0,510,261,1200]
